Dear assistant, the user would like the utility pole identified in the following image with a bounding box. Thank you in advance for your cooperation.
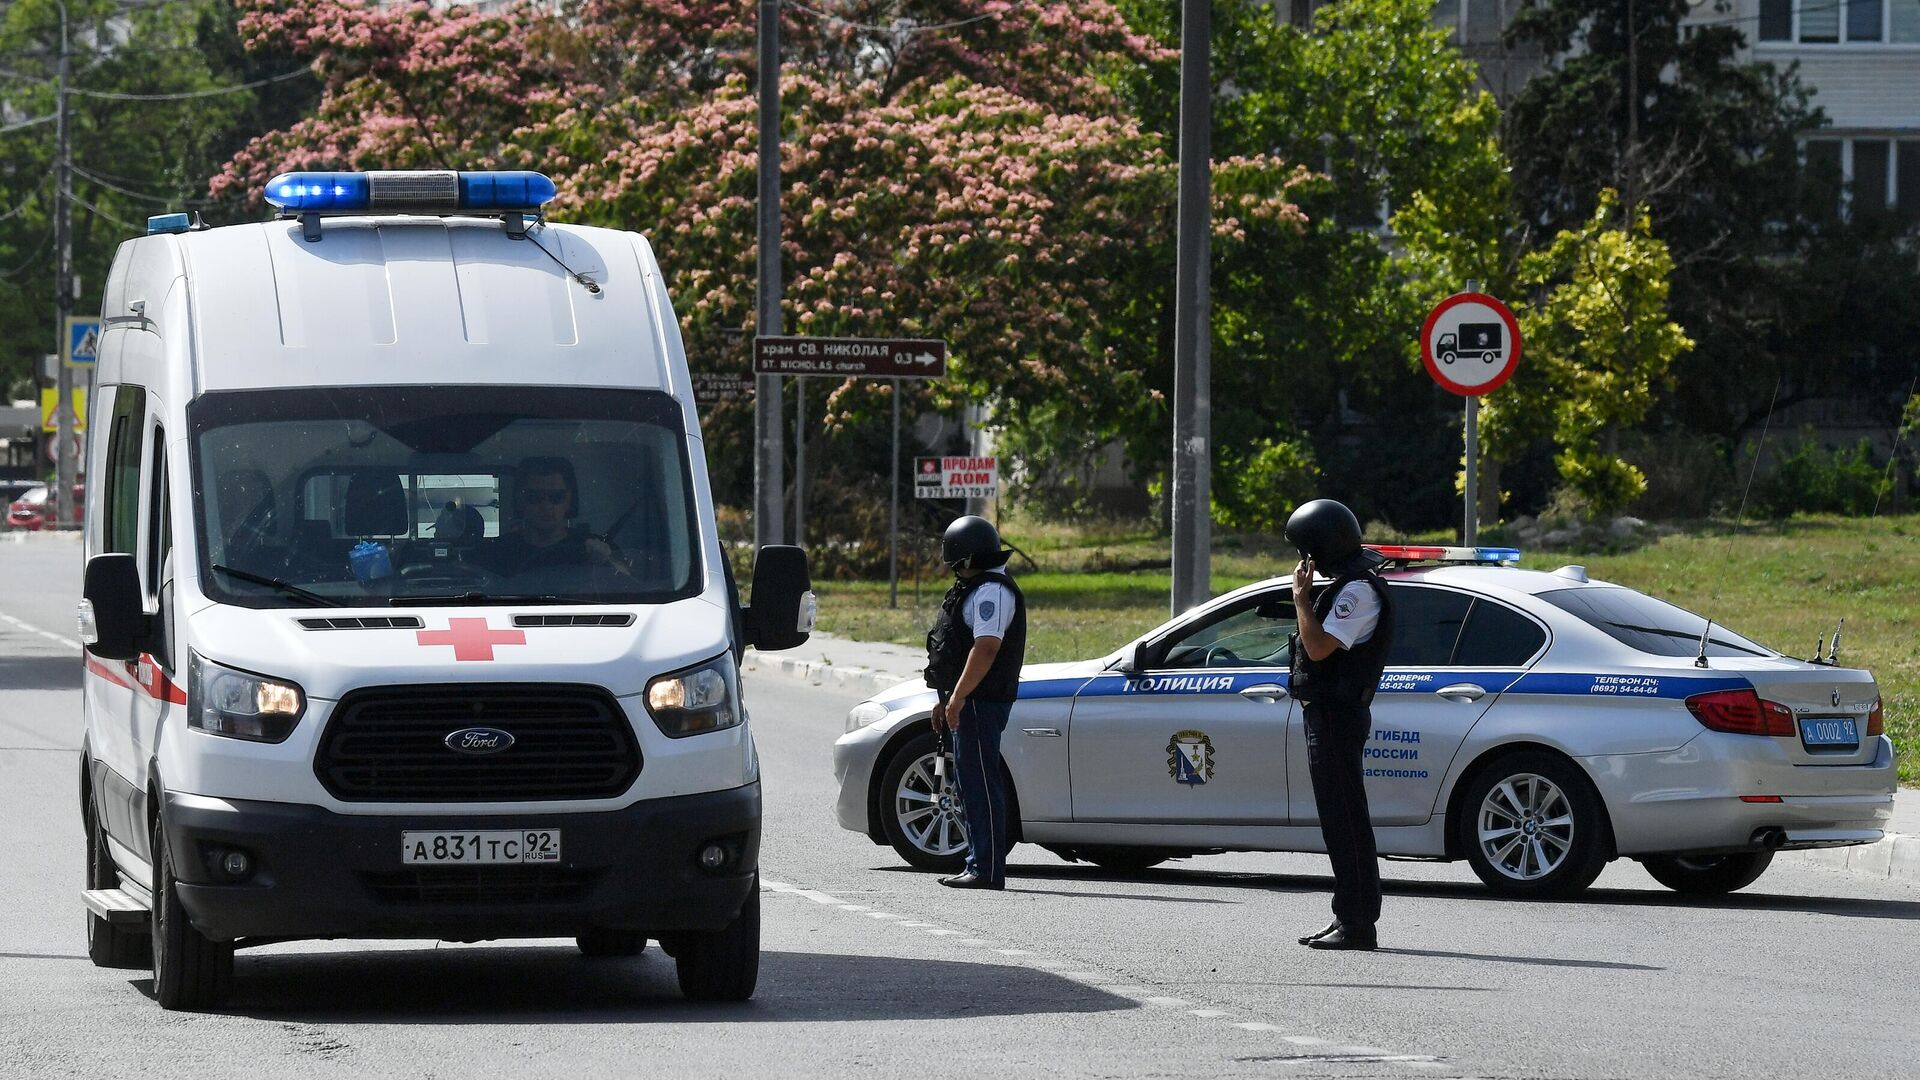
[53,0,77,531]
[1169,0,1212,614]
[754,0,787,549]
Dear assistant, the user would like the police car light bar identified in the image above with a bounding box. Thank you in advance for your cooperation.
[1365,544,1521,565]
[262,170,557,214]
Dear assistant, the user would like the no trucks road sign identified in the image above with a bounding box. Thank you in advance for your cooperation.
[1420,292,1521,397]
[752,336,946,379]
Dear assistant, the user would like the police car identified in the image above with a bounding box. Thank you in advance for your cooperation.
[833,546,1896,897]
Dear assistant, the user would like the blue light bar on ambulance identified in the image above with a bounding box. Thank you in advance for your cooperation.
[1365,544,1521,565]
[262,170,557,214]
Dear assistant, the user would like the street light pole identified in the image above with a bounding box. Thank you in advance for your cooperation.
[754,0,787,549]
[1170,0,1212,614]
[53,0,77,531]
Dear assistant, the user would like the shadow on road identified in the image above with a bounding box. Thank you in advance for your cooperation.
[969,860,1920,922]
[156,946,1141,1023]
[1379,948,1660,971]
[0,656,82,691]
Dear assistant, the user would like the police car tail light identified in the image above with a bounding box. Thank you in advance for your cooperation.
[645,653,741,738]
[1685,688,1793,737]
[1866,696,1883,737]
[1364,545,1521,565]
[188,653,305,742]
[262,170,557,214]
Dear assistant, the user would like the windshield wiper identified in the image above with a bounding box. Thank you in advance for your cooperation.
[388,592,587,607]
[209,564,344,608]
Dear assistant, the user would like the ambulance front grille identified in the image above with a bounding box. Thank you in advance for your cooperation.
[363,866,599,905]
[315,684,640,802]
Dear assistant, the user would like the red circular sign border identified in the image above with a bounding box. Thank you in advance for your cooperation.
[1419,292,1522,397]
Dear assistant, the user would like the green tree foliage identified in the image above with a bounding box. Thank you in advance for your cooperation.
[1752,432,1889,519]
[1211,435,1319,533]
[1107,0,1507,529]
[1503,0,1919,445]
[0,0,318,394]
[1507,191,1692,514]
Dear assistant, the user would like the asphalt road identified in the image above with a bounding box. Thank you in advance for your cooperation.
[2,530,1916,1079]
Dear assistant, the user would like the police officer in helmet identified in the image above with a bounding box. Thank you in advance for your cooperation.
[924,515,1028,890]
[1285,499,1394,950]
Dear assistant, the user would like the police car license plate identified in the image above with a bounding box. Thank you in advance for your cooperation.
[400,830,562,865]
[1799,717,1858,751]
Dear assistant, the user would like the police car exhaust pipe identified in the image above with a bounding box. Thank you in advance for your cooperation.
[1750,827,1787,850]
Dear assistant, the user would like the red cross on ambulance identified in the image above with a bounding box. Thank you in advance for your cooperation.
[415,618,527,661]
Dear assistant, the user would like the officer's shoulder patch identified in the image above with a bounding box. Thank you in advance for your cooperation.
[1334,596,1356,619]
[979,599,996,620]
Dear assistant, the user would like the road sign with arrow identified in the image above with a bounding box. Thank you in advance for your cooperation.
[752,336,946,379]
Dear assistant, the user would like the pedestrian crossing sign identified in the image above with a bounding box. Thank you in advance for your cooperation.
[65,316,102,367]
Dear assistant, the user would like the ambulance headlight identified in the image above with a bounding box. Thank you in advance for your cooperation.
[188,654,305,743]
[645,653,740,738]
[846,701,889,733]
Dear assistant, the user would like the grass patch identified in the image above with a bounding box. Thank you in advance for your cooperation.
[813,513,1918,785]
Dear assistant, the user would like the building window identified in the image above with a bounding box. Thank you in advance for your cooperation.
[1760,0,1793,39]
[1803,137,1920,218]
[1764,0,1920,42]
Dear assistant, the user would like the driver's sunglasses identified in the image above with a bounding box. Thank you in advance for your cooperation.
[521,488,570,505]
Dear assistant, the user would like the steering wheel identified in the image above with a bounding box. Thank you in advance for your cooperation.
[1202,645,1242,667]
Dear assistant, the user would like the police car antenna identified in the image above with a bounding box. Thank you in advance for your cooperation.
[1697,374,1784,669]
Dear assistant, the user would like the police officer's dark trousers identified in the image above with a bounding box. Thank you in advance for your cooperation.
[952,699,1012,885]
[1304,700,1381,932]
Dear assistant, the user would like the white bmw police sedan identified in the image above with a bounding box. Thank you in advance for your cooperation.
[832,546,1896,897]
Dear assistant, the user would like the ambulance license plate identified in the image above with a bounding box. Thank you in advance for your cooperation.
[401,830,562,865]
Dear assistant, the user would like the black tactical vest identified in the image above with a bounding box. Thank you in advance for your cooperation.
[1291,571,1394,706]
[924,570,1027,701]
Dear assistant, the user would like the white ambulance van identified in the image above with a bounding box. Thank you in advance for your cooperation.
[76,171,814,1010]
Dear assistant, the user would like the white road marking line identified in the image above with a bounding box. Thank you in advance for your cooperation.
[765,871,1443,1073]
[0,612,81,650]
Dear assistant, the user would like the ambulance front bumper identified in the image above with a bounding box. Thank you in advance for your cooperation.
[161,784,760,942]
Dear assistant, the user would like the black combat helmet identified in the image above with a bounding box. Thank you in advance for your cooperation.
[942,515,1009,571]
[1284,499,1385,576]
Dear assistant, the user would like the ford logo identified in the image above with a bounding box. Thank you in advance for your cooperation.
[445,727,515,755]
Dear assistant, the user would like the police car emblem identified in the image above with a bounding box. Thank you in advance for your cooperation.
[1167,730,1215,785]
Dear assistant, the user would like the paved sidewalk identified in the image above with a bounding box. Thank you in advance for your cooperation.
[746,632,1918,887]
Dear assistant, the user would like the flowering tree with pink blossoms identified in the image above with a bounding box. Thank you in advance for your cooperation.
[213,0,1308,524]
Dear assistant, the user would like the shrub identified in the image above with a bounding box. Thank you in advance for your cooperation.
[1211,436,1320,534]
[1751,430,1889,518]
[1622,430,1735,520]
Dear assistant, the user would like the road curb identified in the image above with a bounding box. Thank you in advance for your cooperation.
[741,652,907,698]
[1787,833,1920,886]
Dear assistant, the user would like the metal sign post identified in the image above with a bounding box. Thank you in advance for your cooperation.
[1419,283,1522,547]
[889,379,901,608]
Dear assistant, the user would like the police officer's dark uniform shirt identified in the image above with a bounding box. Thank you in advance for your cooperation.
[1298,570,1393,936]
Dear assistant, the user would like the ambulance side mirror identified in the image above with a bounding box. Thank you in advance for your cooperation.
[82,553,151,662]
[743,545,813,652]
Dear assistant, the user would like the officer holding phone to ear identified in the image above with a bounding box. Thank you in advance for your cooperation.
[1285,499,1394,951]
[923,516,1027,891]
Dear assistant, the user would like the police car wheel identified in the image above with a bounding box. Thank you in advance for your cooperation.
[1638,851,1774,895]
[150,811,234,1011]
[671,877,759,1002]
[1456,752,1610,898]
[877,732,969,873]
[84,786,150,969]
[575,929,647,957]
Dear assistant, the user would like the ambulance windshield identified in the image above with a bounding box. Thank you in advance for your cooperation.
[188,386,701,608]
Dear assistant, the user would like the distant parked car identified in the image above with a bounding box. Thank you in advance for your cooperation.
[6,483,84,530]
